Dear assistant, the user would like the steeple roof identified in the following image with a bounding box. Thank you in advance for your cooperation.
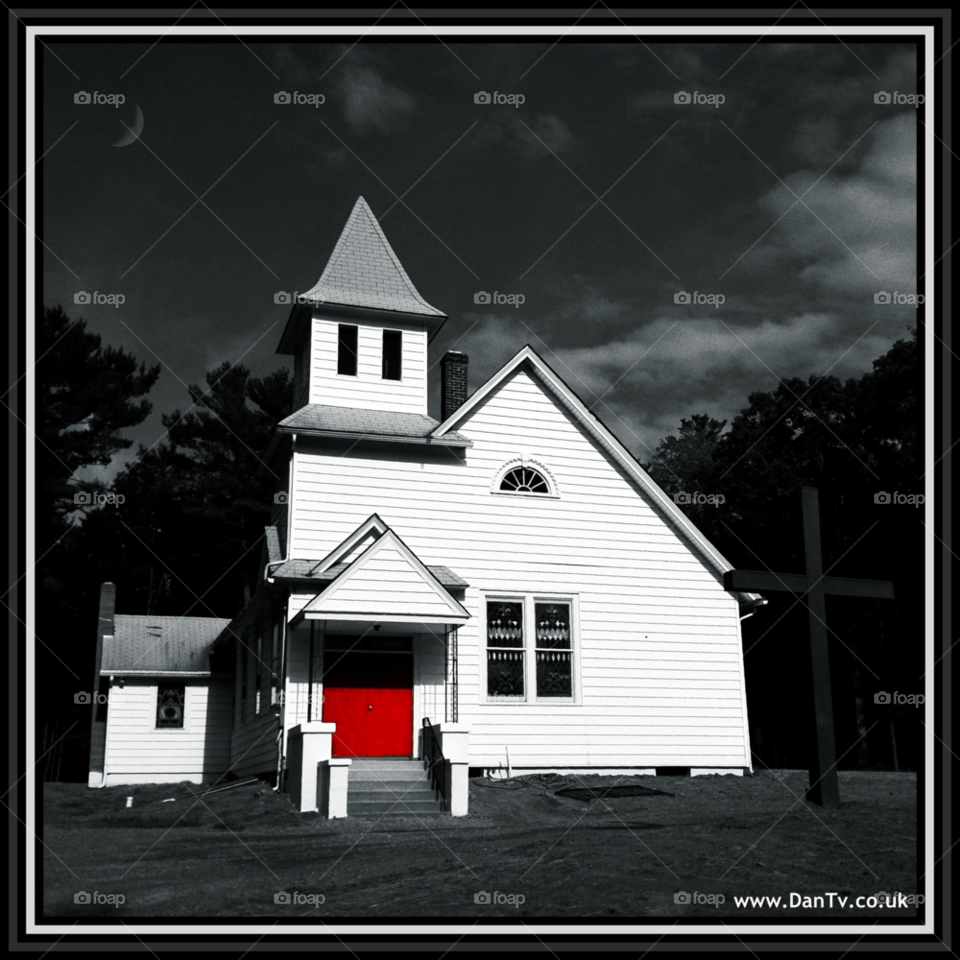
[300,196,446,318]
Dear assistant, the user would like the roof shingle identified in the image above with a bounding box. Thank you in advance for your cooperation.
[300,197,446,318]
[278,404,471,447]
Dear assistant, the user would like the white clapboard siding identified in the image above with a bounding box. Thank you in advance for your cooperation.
[308,316,427,414]
[103,679,232,783]
[286,365,751,769]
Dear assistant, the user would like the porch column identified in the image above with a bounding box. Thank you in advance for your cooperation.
[437,722,470,816]
[286,721,336,813]
[317,757,352,818]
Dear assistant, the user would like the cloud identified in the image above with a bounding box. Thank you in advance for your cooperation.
[743,112,917,295]
[335,66,414,134]
[470,112,575,161]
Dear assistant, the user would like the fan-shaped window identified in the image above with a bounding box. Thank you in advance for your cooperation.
[500,466,549,494]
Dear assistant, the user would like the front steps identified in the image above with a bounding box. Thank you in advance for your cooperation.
[348,758,445,816]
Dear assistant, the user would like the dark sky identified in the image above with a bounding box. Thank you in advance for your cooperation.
[40,36,920,485]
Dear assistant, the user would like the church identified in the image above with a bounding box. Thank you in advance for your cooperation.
[87,196,763,815]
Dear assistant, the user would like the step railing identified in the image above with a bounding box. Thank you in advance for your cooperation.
[421,717,448,812]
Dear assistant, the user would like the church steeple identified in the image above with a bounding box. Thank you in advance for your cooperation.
[301,196,445,318]
[277,197,446,416]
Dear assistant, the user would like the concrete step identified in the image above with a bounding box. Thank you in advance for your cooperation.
[351,787,438,804]
[348,797,444,816]
[350,779,436,794]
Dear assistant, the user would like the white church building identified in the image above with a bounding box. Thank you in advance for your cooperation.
[88,196,762,815]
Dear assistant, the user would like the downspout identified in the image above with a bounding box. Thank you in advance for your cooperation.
[275,600,288,793]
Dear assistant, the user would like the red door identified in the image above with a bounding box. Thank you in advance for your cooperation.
[322,641,413,757]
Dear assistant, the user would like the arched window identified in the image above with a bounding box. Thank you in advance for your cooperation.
[499,465,550,494]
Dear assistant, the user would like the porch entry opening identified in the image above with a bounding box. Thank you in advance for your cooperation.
[322,636,414,757]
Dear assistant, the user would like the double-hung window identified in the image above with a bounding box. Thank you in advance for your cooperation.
[484,595,577,703]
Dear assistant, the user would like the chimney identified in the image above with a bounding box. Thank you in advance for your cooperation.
[440,351,469,422]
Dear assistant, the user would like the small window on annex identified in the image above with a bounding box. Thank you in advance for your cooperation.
[156,684,185,729]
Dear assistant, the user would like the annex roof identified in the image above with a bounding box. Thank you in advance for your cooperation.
[101,615,231,676]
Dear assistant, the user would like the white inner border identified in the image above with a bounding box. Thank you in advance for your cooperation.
[24,21,936,940]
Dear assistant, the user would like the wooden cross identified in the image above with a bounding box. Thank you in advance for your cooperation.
[723,487,894,808]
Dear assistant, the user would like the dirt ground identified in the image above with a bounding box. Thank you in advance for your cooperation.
[41,769,919,920]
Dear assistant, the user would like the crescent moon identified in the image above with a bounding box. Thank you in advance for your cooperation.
[112,104,144,147]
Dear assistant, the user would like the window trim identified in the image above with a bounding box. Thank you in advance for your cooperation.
[336,323,359,378]
[491,458,560,499]
[381,327,403,381]
[479,591,580,705]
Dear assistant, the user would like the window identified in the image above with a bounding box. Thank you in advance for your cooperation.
[494,460,558,497]
[534,602,573,697]
[485,596,577,702]
[486,601,525,697]
[337,323,358,376]
[157,684,185,728]
[382,329,402,380]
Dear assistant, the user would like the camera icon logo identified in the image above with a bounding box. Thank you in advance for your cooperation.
[74,491,93,505]
[274,891,291,904]
[874,691,892,704]
[674,91,691,104]
[874,91,891,104]
[874,291,891,304]
[474,91,492,104]
[674,891,691,904]
[274,291,292,305]
[474,891,491,903]
[874,491,891,504]
[74,692,92,704]
[74,291,91,305]
[74,891,91,904]
[673,491,691,504]
[274,491,289,505]
[674,291,691,304]
[474,291,491,304]
[274,92,292,104]
[74,91,91,104]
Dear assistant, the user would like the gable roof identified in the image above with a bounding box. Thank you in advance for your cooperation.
[277,403,472,448]
[431,345,763,606]
[298,524,470,625]
[299,196,446,319]
[101,615,231,676]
